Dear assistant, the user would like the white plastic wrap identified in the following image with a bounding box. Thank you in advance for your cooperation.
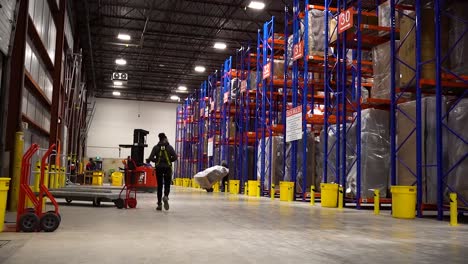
[372,41,400,99]
[194,165,229,189]
[284,131,316,193]
[447,0,468,75]
[446,98,468,202]
[347,109,390,198]
[257,136,284,190]
[397,97,445,204]
[301,9,329,56]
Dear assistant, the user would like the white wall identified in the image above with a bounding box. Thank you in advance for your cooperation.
[86,98,178,159]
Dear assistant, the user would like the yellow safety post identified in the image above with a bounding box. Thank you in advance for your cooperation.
[310,186,315,206]
[244,182,248,196]
[54,165,60,188]
[61,167,66,187]
[257,182,261,198]
[8,132,24,211]
[338,186,344,209]
[33,161,41,192]
[450,193,458,227]
[374,189,380,215]
[49,165,56,189]
[271,184,275,200]
[0,178,11,232]
[213,182,220,192]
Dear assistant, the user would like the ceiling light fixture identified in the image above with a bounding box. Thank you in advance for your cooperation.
[113,91,121,96]
[214,42,227,50]
[178,86,187,91]
[248,1,265,10]
[194,66,206,73]
[113,81,123,86]
[115,58,127,65]
[170,95,180,101]
[117,33,131,41]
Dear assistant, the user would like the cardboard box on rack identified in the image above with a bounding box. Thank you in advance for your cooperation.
[399,10,449,88]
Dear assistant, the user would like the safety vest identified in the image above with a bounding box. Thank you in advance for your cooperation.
[155,146,171,167]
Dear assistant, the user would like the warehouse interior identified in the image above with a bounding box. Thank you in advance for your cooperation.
[0,0,467,263]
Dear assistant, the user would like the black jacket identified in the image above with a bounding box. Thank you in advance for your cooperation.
[148,140,178,168]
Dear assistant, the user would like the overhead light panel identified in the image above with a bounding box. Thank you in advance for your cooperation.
[113,91,121,96]
[113,81,123,86]
[194,66,206,73]
[170,95,180,101]
[115,58,127,65]
[248,1,265,10]
[214,42,227,50]
[178,86,187,91]
[117,33,131,41]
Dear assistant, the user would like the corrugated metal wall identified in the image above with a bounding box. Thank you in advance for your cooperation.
[0,0,16,55]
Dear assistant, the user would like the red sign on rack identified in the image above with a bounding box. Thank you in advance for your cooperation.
[223,92,229,103]
[338,8,353,34]
[240,80,248,93]
[262,63,271,80]
[292,41,304,61]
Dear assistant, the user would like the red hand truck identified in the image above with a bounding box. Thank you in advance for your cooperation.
[115,157,157,209]
[16,144,61,232]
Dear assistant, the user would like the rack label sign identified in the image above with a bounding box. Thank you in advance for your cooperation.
[286,106,303,142]
[292,41,304,61]
[338,8,353,34]
[240,80,248,93]
[263,63,271,80]
[223,92,229,103]
[208,137,214,157]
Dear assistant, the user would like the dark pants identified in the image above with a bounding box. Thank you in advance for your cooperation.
[156,166,172,204]
[221,175,229,192]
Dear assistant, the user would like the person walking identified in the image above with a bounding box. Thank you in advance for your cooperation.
[147,133,178,211]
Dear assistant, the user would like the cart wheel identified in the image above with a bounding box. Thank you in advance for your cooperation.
[47,211,61,222]
[65,198,72,204]
[40,212,61,232]
[206,188,214,193]
[92,199,101,207]
[127,198,137,208]
[19,212,40,232]
[115,198,125,209]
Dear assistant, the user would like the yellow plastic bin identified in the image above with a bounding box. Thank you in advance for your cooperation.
[213,182,220,192]
[391,186,417,219]
[248,180,259,197]
[229,180,240,194]
[183,179,189,187]
[0,178,11,232]
[111,172,123,186]
[321,183,339,208]
[280,181,294,202]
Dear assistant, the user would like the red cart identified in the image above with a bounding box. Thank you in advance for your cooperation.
[17,144,61,232]
[115,157,157,209]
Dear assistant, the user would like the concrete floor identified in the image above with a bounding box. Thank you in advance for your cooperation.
[0,186,467,264]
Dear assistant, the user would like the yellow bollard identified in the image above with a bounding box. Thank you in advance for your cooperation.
[271,184,275,200]
[257,182,261,198]
[33,161,41,192]
[49,165,56,189]
[310,186,315,206]
[8,132,24,211]
[450,193,458,227]
[0,178,11,232]
[244,182,248,196]
[374,189,380,215]
[338,186,344,209]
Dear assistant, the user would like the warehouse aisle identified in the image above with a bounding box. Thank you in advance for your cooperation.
[0,187,467,264]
